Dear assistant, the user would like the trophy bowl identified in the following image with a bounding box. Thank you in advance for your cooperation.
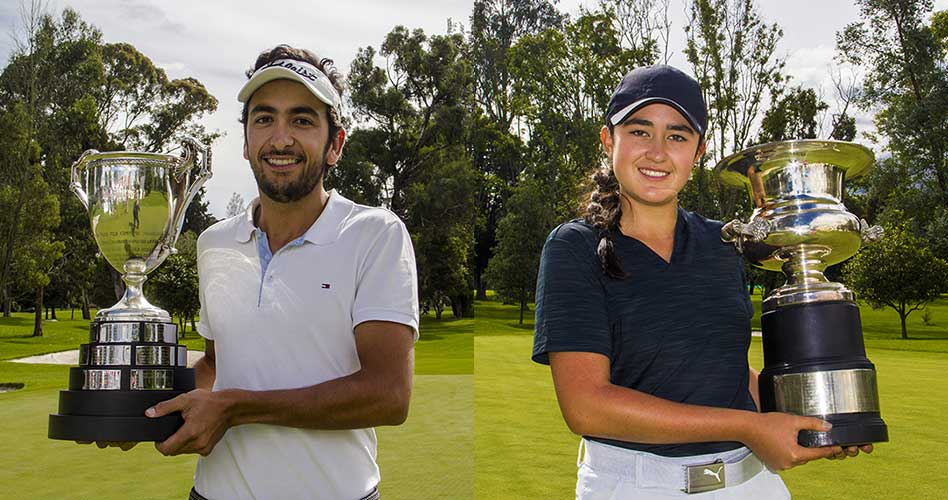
[48,138,211,442]
[715,139,888,447]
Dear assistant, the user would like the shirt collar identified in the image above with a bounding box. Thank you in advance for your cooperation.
[234,189,353,245]
[234,199,258,243]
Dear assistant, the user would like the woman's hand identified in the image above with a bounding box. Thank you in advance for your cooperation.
[743,413,841,470]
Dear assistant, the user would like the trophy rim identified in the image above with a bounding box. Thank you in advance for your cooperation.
[75,150,182,167]
[713,139,875,188]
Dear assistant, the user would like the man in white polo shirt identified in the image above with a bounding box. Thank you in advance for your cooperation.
[145,45,419,500]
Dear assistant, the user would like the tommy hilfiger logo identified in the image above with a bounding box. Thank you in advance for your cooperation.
[321,283,331,289]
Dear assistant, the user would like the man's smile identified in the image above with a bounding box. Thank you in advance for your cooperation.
[262,154,304,170]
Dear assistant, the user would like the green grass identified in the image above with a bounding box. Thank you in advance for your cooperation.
[474,296,948,500]
[415,315,473,375]
[0,310,472,499]
[4,289,943,499]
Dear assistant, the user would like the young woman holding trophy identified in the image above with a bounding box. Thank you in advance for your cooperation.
[531,65,872,499]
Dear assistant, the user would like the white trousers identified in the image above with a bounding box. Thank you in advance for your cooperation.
[576,439,791,499]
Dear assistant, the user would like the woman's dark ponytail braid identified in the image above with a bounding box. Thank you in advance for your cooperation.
[584,168,627,279]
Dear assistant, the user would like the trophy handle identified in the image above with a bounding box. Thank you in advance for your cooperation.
[167,137,213,249]
[178,137,212,182]
[860,219,884,244]
[70,149,100,210]
[179,137,213,196]
[722,218,773,253]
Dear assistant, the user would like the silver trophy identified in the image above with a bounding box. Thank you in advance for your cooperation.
[49,138,212,442]
[715,139,888,447]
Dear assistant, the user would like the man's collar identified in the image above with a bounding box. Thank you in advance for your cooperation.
[234,190,352,245]
[234,199,258,243]
[300,190,351,245]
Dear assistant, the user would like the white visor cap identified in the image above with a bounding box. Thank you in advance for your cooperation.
[237,59,342,110]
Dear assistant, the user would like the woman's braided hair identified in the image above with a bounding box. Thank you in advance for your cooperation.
[584,165,628,280]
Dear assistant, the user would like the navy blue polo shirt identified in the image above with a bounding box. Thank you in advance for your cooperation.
[532,208,756,457]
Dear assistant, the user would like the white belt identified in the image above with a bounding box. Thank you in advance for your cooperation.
[580,439,766,494]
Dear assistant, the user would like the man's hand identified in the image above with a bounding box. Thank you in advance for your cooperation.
[828,444,874,460]
[75,441,137,451]
[744,412,842,470]
[147,388,235,456]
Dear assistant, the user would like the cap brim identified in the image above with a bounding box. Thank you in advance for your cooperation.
[610,97,704,136]
[237,66,338,108]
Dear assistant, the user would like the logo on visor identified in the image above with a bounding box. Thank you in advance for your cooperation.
[264,60,320,84]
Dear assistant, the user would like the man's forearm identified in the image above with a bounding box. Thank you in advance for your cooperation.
[219,368,412,430]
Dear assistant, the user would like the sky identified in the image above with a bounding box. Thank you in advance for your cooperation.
[1,0,946,218]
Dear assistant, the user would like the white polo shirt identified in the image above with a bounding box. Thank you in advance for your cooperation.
[193,190,419,500]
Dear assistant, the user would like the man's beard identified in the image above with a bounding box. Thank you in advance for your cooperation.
[252,153,329,203]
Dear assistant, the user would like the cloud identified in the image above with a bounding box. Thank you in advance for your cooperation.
[115,0,185,34]
[784,45,837,90]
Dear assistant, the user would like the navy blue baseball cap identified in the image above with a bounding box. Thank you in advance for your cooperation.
[605,65,707,138]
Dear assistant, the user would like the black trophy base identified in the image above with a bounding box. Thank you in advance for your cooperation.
[797,412,889,447]
[759,300,889,448]
[48,413,184,442]
[49,367,194,442]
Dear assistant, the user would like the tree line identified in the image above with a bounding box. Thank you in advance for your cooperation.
[2,0,947,338]
[0,5,216,336]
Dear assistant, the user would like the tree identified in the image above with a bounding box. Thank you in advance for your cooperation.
[756,86,829,144]
[469,0,565,130]
[596,0,673,64]
[485,179,556,323]
[925,205,948,262]
[0,5,100,324]
[96,42,219,152]
[225,192,246,218]
[346,26,472,216]
[49,198,98,320]
[325,129,384,206]
[475,8,659,308]
[842,219,948,338]
[466,0,563,300]
[837,0,948,208]
[0,102,65,331]
[468,114,525,299]
[181,188,216,235]
[682,0,785,220]
[828,66,861,141]
[1,6,221,317]
[346,26,475,315]
[404,149,477,318]
[509,11,649,220]
[147,231,199,335]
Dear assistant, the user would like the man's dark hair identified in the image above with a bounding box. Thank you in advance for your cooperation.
[239,44,345,143]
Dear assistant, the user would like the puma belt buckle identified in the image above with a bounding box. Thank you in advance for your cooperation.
[683,458,725,494]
